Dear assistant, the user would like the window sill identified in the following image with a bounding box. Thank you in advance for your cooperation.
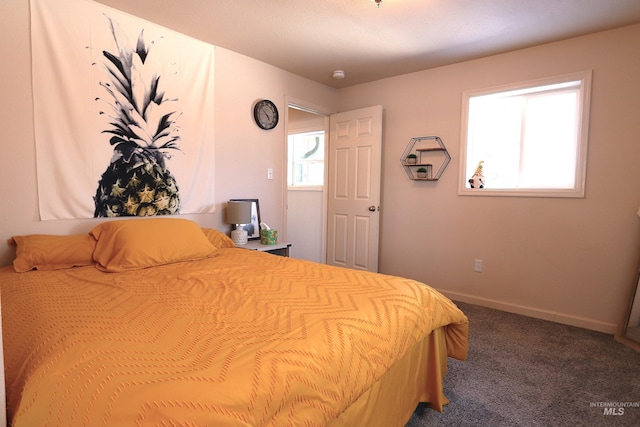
[287,186,323,192]
[457,187,585,198]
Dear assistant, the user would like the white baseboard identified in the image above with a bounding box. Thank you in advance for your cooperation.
[438,289,617,334]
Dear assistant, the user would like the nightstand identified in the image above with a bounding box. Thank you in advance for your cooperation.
[241,241,291,257]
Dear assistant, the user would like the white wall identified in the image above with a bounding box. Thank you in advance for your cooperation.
[338,24,640,333]
[287,190,324,262]
[0,0,337,267]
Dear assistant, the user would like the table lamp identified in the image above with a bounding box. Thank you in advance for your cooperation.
[227,200,252,245]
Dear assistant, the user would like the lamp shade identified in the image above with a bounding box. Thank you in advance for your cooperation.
[227,201,251,225]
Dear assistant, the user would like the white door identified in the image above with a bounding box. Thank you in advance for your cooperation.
[326,105,382,272]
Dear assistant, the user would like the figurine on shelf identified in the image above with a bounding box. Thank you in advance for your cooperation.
[468,160,485,188]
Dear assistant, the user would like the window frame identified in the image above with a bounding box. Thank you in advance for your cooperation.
[458,70,592,198]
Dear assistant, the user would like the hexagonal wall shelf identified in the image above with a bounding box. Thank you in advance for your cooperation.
[400,136,451,181]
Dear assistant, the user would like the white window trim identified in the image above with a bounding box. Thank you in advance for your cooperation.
[458,70,592,198]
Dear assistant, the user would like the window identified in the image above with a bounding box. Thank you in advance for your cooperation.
[459,70,592,197]
[288,130,325,188]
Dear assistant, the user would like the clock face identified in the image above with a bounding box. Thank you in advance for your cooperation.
[253,100,279,130]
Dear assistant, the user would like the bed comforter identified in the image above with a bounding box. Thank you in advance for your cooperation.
[1,248,467,426]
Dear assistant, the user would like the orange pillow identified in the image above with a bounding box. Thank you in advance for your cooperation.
[11,234,95,273]
[90,218,218,272]
[201,228,236,249]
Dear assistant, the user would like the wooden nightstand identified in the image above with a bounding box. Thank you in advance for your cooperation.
[241,241,291,257]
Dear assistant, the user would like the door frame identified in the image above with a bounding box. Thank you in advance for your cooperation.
[284,96,336,263]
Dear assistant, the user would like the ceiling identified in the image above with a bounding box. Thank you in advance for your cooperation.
[95,0,640,89]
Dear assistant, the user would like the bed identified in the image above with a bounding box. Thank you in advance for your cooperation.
[1,218,468,426]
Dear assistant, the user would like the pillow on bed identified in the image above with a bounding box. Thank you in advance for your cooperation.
[11,234,96,273]
[201,228,236,248]
[90,218,219,272]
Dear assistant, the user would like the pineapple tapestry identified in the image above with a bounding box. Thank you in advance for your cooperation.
[30,0,215,220]
[93,18,182,217]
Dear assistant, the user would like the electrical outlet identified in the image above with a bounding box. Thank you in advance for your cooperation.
[474,259,483,273]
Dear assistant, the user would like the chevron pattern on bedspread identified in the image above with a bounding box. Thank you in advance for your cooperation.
[1,248,468,426]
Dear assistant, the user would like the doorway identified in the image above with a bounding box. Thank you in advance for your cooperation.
[285,100,332,263]
[284,100,383,271]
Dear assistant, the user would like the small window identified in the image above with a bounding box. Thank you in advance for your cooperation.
[459,70,592,197]
[288,130,325,188]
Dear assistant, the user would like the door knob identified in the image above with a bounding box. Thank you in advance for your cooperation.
[368,205,377,212]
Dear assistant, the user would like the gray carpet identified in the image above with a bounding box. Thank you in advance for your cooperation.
[407,302,640,427]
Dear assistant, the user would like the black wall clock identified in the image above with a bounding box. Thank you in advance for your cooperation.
[253,99,279,130]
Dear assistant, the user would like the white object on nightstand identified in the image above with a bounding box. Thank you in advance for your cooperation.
[241,241,291,257]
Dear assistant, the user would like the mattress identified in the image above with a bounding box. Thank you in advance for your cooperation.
[1,247,468,426]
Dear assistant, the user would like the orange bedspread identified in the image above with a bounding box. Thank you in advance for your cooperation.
[1,248,467,426]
